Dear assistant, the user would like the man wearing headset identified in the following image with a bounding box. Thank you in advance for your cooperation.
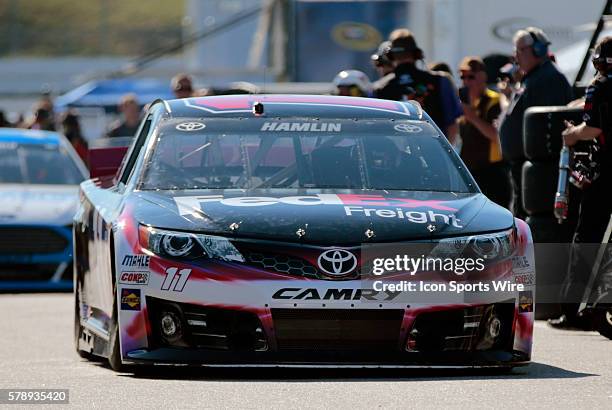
[371,41,394,79]
[498,27,573,219]
[549,37,612,329]
[374,29,462,141]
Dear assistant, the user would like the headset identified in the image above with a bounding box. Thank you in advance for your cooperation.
[591,43,612,67]
[526,28,550,58]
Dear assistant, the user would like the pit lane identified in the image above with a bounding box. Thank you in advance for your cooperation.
[0,293,610,408]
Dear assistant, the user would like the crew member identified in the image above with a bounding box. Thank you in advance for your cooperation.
[333,70,373,97]
[107,94,141,138]
[371,41,394,79]
[549,37,612,328]
[498,27,572,219]
[457,56,511,208]
[374,29,462,140]
[171,73,195,99]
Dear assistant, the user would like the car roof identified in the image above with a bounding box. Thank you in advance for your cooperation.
[0,128,61,145]
[164,94,426,121]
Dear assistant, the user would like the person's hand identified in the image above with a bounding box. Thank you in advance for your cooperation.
[461,103,477,123]
[562,120,578,146]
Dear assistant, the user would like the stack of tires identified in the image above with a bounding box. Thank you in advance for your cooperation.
[522,106,583,319]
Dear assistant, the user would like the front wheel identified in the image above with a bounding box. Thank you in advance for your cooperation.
[107,306,128,372]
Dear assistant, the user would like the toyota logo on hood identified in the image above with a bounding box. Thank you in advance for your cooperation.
[317,249,357,277]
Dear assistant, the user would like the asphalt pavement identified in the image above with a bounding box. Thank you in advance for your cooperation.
[0,293,610,409]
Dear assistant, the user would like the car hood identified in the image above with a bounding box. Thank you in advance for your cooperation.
[130,189,514,244]
[0,184,79,225]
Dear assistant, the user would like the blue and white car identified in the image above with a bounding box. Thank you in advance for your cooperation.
[0,128,88,290]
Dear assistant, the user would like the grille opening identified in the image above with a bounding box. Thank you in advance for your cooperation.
[0,227,68,255]
[245,251,319,278]
[272,309,404,351]
[0,263,69,282]
[407,301,515,352]
[147,297,267,352]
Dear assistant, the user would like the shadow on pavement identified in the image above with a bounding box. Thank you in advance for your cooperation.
[113,361,595,382]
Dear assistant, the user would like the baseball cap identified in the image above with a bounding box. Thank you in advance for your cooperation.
[388,29,422,57]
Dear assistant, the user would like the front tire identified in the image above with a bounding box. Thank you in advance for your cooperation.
[107,297,131,372]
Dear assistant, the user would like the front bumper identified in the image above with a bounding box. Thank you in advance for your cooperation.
[123,297,530,368]
[126,348,530,368]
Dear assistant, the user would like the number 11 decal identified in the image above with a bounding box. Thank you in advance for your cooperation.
[161,267,192,292]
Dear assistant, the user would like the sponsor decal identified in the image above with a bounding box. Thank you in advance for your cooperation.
[272,287,400,301]
[512,255,531,274]
[121,254,150,268]
[120,289,141,311]
[519,290,533,313]
[174,194,463,227]
[176,122,206,131]
[514,273,535,285]
[260,122,341,132]
[317,249,357,277]
[119,272,149,285]
[394,123,422,133]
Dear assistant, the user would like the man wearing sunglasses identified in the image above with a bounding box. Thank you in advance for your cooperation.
[457,57,511,209]
[498,27,572,219]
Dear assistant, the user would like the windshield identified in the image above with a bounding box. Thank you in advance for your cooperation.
[0,142,85,185]
[139,119,475,193]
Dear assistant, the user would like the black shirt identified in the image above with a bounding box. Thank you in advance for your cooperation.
[374,63,447,131]
[107,120,139,138]
[499,60,573,161]
[584,72,612,173]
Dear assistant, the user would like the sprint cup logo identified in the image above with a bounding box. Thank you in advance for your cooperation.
[175,194,464,228]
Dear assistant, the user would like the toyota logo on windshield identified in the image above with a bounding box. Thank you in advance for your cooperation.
[317,249,357,277]
[176,122,206,131]
[394,123,422,133]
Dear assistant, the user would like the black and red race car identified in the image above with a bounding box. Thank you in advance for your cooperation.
[74,95,534,371]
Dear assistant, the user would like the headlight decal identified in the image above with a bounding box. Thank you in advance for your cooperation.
[430,228,517,264]
[138,225,245,262]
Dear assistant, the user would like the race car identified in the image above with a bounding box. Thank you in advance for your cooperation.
[0,128,88,290]
[74,95,535,371]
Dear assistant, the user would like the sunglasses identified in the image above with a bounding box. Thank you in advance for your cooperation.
[460,74,476,80]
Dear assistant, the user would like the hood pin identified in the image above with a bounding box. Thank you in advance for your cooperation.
[427,224,436,233]
[296,228,306,238]
[229,222,240,232]
[365,229,375,239]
